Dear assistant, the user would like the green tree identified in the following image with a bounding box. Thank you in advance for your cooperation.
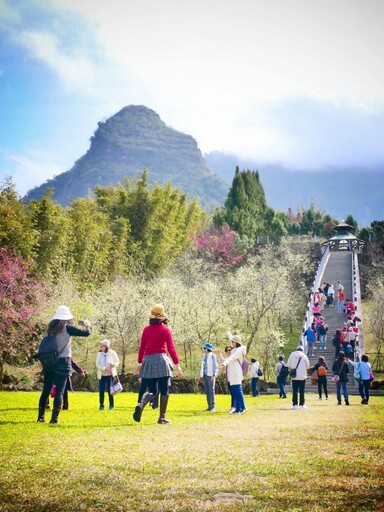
[213,168,267,242]
[27,190,69,278]
[0,178,36,259]
[65,198,115,285]
[344,214,358,232]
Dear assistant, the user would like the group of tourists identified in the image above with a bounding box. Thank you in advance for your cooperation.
[36,300,374,426]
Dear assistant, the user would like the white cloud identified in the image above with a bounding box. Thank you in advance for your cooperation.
[2,149,65,196]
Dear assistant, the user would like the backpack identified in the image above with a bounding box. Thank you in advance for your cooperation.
[317,365,327,377]
[238,358,250,376]
[36,332,70,372]
[36,335,60,371]
[279,364,289,378]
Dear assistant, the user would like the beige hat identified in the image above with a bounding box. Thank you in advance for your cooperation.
[149,304,168,321]
[52,305,73,321]
[232,334,242,344]
[100,339,110,348]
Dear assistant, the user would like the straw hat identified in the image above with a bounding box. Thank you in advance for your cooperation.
[149,304,168,321]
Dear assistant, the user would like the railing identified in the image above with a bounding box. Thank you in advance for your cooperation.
[300,246,330,349]
[352,251,364,356]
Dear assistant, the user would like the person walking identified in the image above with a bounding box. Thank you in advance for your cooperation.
[332,351,350,405]
[317,321,328,350]
[199,342,219,412]
[96,339,120,411]
[337,287,345,314]
[221,332,247,414]
[347,354,372,405]
[275,355,288,399]
[134,304,182,424]
[37,306,91,424]
[311,356,329,400]
[249,358,261,397]
[303,325,316,357]
[287,346,310,410]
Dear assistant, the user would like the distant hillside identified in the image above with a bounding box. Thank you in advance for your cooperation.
[204,152,384,227]
[24,106,228,209]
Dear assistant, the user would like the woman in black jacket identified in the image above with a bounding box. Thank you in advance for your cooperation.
[332,351,349,406]
[37,306,91,424]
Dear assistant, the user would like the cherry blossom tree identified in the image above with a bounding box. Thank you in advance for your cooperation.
[0,249,46,387]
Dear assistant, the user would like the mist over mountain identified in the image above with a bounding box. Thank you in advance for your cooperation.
[24,106,228,209]
[204,152,384,227]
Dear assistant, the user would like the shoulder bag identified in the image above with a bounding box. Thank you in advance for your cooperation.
[289,357,302,378]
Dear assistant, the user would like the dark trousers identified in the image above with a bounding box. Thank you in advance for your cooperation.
[99,376,114,407]
[143,376,170,397]
[39,371,69,411]
[251,377,260,396]
[317,376,328,398]
[292,379,306,406]
[277,375,286,398]
[359,379,370,402]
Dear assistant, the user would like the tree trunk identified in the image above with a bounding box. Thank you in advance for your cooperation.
[0,357,3,391]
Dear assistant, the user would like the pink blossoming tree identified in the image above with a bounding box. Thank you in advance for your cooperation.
[0,248,47,387]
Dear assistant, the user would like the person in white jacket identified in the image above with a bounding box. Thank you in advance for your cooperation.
[287,345,310,410]
[96,339,120,411]
[221,331,247,414]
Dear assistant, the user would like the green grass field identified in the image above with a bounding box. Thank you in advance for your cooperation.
[0,391,383,512]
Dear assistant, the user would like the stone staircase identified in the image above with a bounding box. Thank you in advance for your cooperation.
[291,252,360,394]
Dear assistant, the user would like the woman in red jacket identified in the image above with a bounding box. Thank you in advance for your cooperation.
[134,304,182,424]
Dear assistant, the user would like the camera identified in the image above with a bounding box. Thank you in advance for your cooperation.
[78,320,85,326]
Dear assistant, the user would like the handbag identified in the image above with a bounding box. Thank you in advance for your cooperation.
[332,362,344,382]
[110,375,123,395]
[310,369,318,385]
[369,369,374,382]
[289,357,302,378]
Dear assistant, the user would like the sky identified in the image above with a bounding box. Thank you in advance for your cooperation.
[0,0,384,196]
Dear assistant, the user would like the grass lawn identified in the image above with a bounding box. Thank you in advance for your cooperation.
[0,391,383,512]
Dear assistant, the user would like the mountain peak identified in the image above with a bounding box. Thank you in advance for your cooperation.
[24,106,228,208]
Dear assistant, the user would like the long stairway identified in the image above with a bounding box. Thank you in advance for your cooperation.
[305,251,359,394]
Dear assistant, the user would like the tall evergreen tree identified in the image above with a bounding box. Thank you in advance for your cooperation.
[213,167,268,242]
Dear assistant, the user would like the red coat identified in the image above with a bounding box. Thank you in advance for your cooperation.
[138,323,179,365]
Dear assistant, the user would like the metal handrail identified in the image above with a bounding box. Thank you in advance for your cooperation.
[352,251,364,357]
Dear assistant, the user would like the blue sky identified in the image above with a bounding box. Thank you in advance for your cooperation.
[1,0,384,196]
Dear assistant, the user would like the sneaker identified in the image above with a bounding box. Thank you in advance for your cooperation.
[208,409,216,412]
[345,399,350,406]
[228,407,236,414]
[318,397,322,400]
[109,406,114,411]
[292,405,299,410]
[299,405,307,409]
[99,405,105,411]
[236,410,245,415]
